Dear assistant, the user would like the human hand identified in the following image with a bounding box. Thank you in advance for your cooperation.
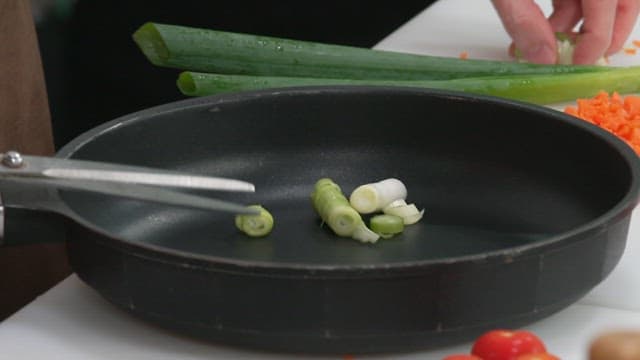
[491,0,640,64]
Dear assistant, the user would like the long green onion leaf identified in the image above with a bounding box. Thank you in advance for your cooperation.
[133,22,609,81]
[177,69,640,105]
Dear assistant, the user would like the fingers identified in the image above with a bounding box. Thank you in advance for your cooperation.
[491,0,557,64]
[573,0,618,64]
[549,0,640,62]
[548,0,583,34]
[607,0,640,55]
[493,0,640,64]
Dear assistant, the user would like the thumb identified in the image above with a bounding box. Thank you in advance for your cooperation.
[491,0,557,64]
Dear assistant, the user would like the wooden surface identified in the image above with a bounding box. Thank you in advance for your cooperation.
[0,0,71,320]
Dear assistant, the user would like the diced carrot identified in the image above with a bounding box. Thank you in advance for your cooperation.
[564,91,640,155]
[624,47,637,55]
[633,40,640,48]
[459,51,469,60]
[343,355,355,360]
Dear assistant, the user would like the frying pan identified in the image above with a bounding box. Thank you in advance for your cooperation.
[1,86,639,354]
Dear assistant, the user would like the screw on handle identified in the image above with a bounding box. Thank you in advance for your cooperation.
[1,151,24,168]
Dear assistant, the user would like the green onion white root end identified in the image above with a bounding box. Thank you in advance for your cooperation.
[349,178,407,214]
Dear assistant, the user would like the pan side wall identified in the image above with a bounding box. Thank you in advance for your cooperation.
[66,212,631,353]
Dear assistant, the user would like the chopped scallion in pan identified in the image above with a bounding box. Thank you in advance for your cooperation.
[311,178,380,243]
[235,205,274,237]
[311,178,424,243]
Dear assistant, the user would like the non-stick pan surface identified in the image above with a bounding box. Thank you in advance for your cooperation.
[49,86,639,353]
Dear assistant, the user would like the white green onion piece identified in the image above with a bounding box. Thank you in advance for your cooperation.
[556,38,575,65]
[370,214,404,239]
[516,32,608,66]
[383,199,425,225]
[555,38,608,66]
[235,205,274,237]
[349,178,408,214]
[311,178,380,243]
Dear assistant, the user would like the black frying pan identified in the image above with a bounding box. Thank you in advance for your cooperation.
[2,86,639,354]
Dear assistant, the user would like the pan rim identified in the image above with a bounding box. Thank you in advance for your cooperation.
[57,85,640,276]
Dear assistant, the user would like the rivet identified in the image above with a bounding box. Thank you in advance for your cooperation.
[2,151,24,168]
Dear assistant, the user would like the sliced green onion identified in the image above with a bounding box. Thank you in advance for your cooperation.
[326,205,361,237]
[311,178,379,243]
[235,205,274,237]
[313,177,342,193]
[370,214,405,239]
[385,199,409,208]
[349,178,407,214]
[384,201,419,217]
[383,200,425,225]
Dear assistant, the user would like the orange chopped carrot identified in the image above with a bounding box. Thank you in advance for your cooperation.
[564,91,640,155]
[633,40,640,48]
[343,355,355,360]
[624,47,637,55]
[459,51,469,60]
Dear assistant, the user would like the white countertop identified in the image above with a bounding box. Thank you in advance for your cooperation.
[3,1,640,359]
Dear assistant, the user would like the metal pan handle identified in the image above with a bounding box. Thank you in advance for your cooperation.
[0,184,67,246]
[0,197,66,246]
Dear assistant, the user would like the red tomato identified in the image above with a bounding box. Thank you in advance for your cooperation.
[471,329,547,360]
[516,354,560,360]
[442,355,483,360]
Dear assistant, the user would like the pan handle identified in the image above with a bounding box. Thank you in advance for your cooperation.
[0,182,67,247]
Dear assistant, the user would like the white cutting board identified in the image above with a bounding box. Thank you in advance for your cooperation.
[377,0,640,65]
[376,0,640,111]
